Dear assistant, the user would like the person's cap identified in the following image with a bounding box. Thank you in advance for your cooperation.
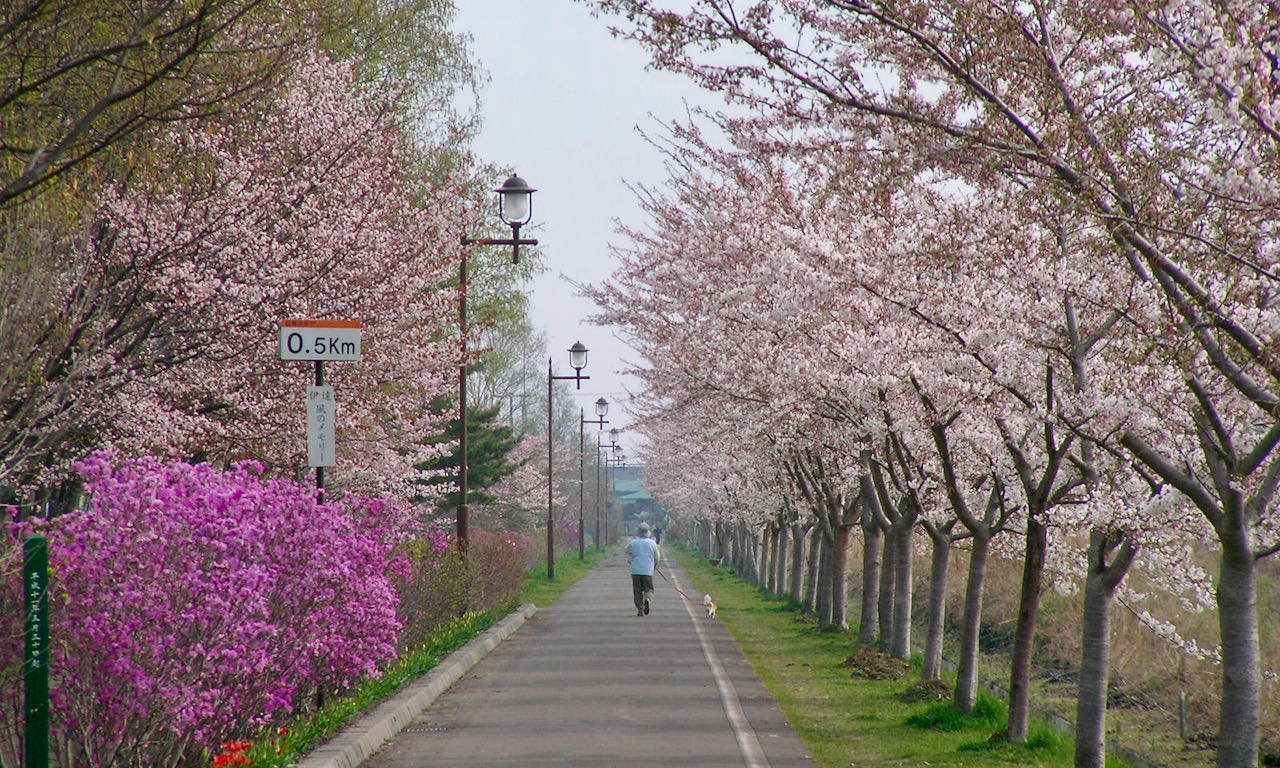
[638,523,650,534]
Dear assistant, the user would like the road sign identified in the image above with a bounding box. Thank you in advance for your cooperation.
[307,386,336,467]
[279,319,362,361]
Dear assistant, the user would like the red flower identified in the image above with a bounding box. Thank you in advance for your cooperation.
[212,741,254,767]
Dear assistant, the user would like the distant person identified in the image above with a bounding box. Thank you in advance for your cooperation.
[628,523,660,616]
[653,526,663,545]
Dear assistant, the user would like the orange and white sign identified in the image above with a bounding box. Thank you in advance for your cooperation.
[279,319,362,361]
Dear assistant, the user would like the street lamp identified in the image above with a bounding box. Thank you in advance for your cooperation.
[547,341,589,579]
[606,448,626,540]
[455,174,538,552]
[462,174,538,260]
[579,398,609,560]
[596,428,620,551]
[496,174,536,263]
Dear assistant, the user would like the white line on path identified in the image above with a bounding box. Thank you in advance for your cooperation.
[666,557,771,768]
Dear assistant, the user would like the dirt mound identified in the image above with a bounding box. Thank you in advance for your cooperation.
[842,648,910,680]
[898,678,952,703]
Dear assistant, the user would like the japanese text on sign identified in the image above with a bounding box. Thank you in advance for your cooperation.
[307,386,336,467]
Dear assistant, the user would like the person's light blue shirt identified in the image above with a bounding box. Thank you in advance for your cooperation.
[628,537,659,576]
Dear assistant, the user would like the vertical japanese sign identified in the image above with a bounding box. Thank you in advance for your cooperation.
[24,534,48,768]
[307,386,336,467]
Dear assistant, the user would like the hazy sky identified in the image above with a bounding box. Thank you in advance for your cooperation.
[450,1,717,457]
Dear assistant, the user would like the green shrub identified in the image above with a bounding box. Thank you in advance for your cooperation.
[394,529,531,653]
[905,690,1006,732]
[1025,721,1066,754]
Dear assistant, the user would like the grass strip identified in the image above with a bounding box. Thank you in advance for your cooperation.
[672,548,1129,768]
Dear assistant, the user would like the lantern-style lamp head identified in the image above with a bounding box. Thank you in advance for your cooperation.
[568,341,588,372]
[496,173,536,264]
[595,397,609,417]
[461,172,537,264]
[497,174,535,227]
[610,428,620,446]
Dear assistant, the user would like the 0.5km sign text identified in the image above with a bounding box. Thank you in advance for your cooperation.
[279,319,362,361]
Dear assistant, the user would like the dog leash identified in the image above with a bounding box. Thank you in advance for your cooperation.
[654,565,710,607]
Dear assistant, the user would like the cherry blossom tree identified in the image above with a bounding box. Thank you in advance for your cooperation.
[0,52,478,502]
[588,110,1228,768]
[0,0,476,209]
[592,2,1280,763]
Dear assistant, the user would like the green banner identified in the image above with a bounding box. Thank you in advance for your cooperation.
[24,535,48,768]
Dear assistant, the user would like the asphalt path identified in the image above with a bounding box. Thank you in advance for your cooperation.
[362,546,817,768]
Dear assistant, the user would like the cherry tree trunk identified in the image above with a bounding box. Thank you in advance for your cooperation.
[788,522,806,606]
[773,523,788,597]
[954,531,991,713]
[804,526,821,615]
[1075,530,1134,768]
[1007,515,1048,743]
[736,524,751,579]
[730,524,742,573]
[878,522,897,651]
[737,525,747,580]
[767,522,780,593]
[1216,539,1260,768]
[922,526,950,681]
[817,531,835,627]
[746,525,761,585]
[1075,569,1114,768]
[890,520,914,660]
[761,525,775,592]
[831,524,851,630]
[858,520,884,647]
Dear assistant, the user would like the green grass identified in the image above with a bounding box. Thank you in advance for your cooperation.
[906,691,1006,731]
[671,548,1110,768]
[243,549,605,767]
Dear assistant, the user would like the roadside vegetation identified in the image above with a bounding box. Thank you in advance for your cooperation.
[672,548,1135,768]
[234,548,603,768]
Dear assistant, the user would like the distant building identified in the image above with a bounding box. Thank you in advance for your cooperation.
[611,465,665,535]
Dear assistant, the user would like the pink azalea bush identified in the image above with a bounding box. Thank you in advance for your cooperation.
[1,453,409,768]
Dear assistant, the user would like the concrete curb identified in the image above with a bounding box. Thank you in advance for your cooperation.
[294,603,538,768]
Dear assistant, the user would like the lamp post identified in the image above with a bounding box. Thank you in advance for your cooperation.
[547,341,589,579]
[596,428,620,551]
[579,398,609,560]
[606,448,626,539]
[456,174,537,551]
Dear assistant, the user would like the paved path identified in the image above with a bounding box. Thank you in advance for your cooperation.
[362,547,816,768]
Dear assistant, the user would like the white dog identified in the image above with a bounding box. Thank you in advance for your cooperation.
[704,594,716,618]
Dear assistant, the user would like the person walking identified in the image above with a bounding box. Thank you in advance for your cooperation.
[628,523,660,616]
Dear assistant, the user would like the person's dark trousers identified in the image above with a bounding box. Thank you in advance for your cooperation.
[632,574,654,613]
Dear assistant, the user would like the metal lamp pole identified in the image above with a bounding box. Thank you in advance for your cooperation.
[606,450,626,540]
[597,430,619,551]
[547,342,589,579]
[457,174,537,551]
[579,398,609,560]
